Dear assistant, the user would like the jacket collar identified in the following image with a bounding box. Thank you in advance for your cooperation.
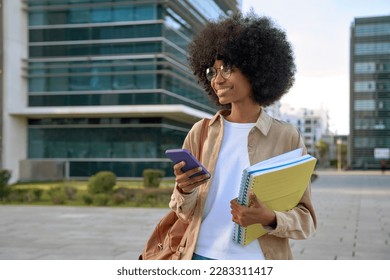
[209,108,272,136]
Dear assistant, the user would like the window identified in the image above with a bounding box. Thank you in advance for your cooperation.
[354,137,376,148]
[355,43,390,55]
[29,4,157,26]
[354,62,376,74]
[354,81,376,92]
[355,23,390,37]
[28,124,188,160]
[91,8,112,23]
[354,100,375,111]
[69,8,90,24]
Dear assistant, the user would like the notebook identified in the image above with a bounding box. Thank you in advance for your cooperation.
[232,148,317,246]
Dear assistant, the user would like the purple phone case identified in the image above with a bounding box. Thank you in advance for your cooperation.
[165,149,210,178]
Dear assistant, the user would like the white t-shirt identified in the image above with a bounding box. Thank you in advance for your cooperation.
[194,118,265,260]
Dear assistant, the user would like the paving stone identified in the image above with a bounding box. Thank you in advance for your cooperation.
[0,170,389,260]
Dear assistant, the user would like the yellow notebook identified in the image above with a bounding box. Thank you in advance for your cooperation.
[233,148,317,246]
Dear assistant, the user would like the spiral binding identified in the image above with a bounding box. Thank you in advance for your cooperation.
[233,170,252,245]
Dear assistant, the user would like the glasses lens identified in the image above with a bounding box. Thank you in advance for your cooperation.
[206,67,216,81]
[220,65,232,79]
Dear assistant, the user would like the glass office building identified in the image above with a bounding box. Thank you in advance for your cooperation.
[349,15,390,169]
[2,0,239,181]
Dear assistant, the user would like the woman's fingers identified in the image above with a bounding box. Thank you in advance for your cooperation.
[173,161,210,193]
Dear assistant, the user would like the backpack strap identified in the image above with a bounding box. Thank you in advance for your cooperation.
[197,118,210,162]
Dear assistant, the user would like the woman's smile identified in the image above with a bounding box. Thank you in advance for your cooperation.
[216,87,232,95]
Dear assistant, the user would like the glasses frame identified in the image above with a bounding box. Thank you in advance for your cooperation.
[205,65,232,82]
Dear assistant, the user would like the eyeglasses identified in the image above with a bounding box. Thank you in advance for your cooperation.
[205,65,232,81]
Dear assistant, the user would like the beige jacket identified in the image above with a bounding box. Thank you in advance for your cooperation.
[169,109,317,260]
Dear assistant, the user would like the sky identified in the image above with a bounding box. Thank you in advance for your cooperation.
[242,0,390,135]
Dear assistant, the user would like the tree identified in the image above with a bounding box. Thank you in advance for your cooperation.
[0,170,12,201]
[315,140,329,166]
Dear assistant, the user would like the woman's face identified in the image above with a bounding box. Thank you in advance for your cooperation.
[209,60,254,106]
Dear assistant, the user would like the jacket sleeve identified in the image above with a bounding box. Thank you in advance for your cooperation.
[265,129,317,240]
[268,186,316,239]
[168,120,203,223]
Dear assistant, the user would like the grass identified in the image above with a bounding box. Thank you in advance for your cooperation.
[10,178,175,190]
[1,179,176,208]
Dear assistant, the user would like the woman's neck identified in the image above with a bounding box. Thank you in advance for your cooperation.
[225,104,262,123]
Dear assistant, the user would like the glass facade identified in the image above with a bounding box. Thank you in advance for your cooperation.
[26,0,239,178]
[349,15,390,169]
[355,22,390,37]
[28,58,213,111]
[28,117,190,177]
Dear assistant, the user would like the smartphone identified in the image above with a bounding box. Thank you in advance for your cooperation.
[165,148,210,178]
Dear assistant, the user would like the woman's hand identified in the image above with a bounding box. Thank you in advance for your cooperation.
[230,192,276,228]
[174,161,210,194]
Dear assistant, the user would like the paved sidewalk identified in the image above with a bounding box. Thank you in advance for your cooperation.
[0,170,389,260]
[291,171,390,260]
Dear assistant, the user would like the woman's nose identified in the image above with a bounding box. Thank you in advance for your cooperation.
[214,69,226,83]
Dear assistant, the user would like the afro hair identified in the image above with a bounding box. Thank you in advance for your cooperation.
[188,11,296,108]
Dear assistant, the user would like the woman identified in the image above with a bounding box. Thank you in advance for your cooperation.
[169,12,316,260]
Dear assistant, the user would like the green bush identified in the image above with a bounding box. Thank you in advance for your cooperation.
[22,188,44,203]
[143,169,165,188]
[47,187,67,205]
[7,189,29,202]
[0,169,11,201]
[111,192,127,205]
[94,193,110,206]
[82,194,94,205]
[63,184,78,200]
[113,187,132,200]
[132,188,173,207]
[30,188,44,201]
[88,171,116,194]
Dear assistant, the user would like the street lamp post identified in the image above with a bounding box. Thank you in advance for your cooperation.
[337,138,342,172]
